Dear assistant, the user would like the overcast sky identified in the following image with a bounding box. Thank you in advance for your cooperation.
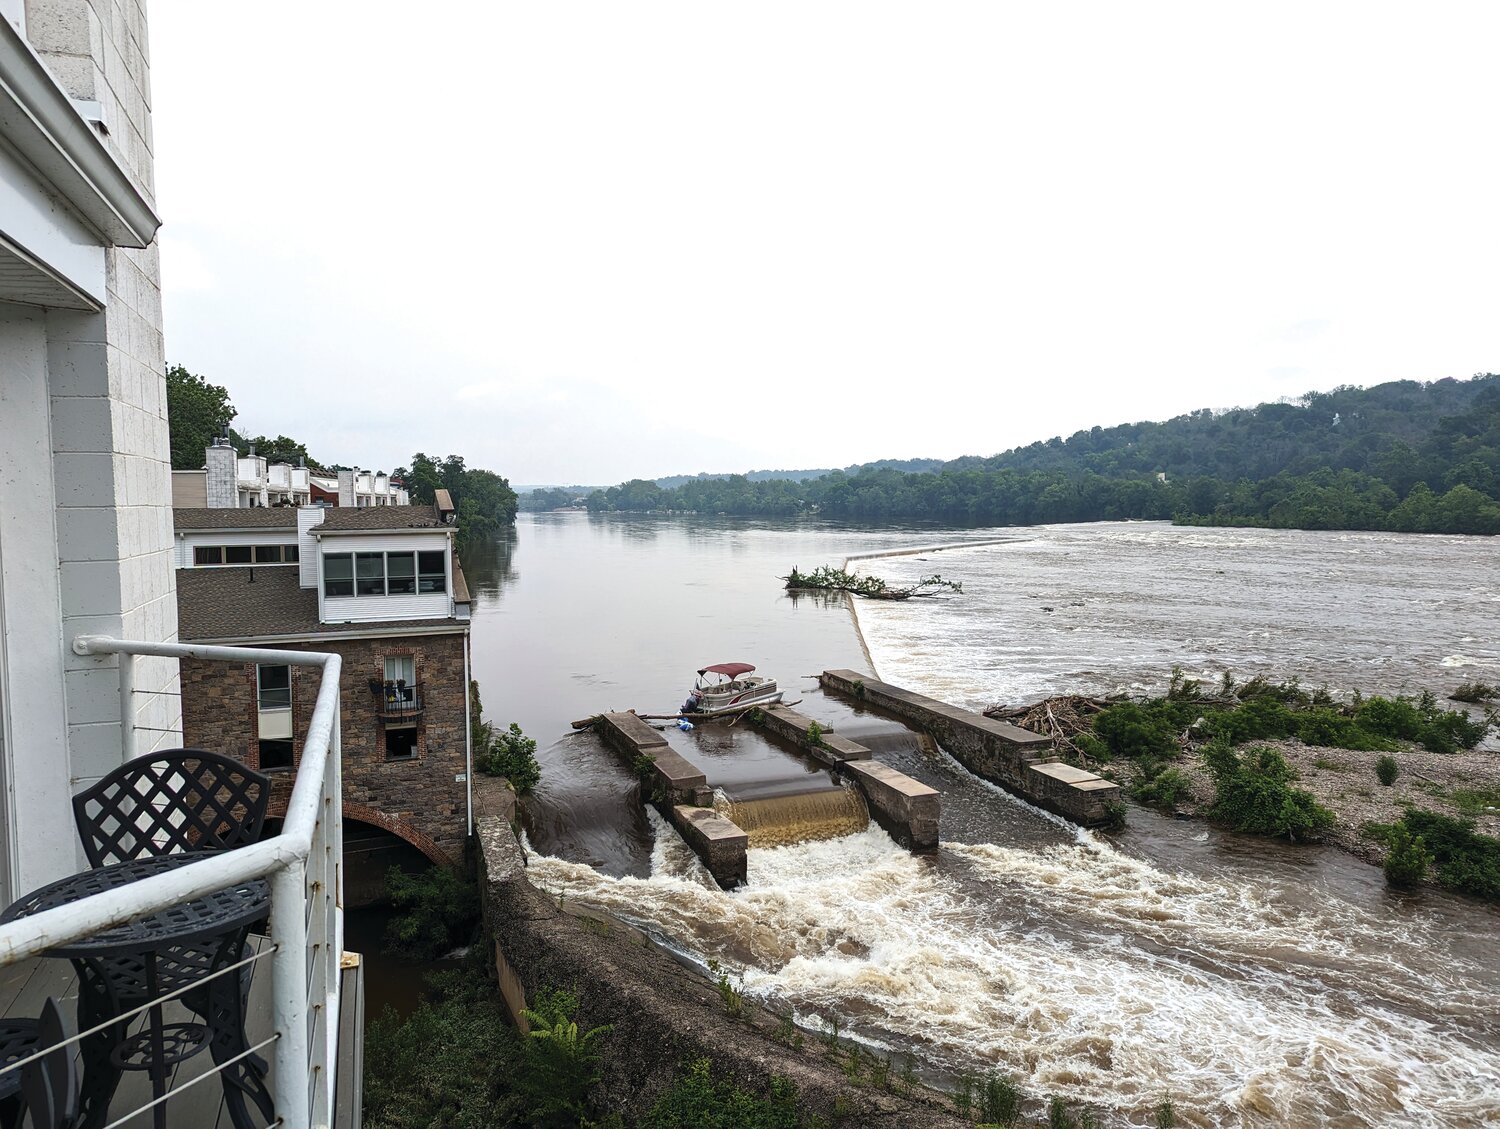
[150,3,1498,486]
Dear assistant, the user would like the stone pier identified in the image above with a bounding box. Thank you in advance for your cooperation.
[749,704,939,850]
[595,712,747,888]
[819,670,1122,826]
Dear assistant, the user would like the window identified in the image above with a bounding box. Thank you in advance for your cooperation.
[225,546,253,564]
[258,739,294,771]
[254,544,280,563]
[257,664,291,710]
[283,543,300,562]
[324,553,353,596]
[385,723,418,760]
[326,550,442,597]
[355,552,385,595]
[384,654,415,687]
[386,552,416,595]
[194,546,223,565]
[418,551,446,593]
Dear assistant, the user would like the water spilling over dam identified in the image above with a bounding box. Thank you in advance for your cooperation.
[474,515,1500,1126]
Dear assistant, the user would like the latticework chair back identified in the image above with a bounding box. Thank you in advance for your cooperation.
[71,749,271,868]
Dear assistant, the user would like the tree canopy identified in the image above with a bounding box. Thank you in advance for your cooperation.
[395,453,519,540]
[165,364,235,470]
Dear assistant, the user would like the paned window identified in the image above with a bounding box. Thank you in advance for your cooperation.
[194,546,223,565]
[225,545,253,564]
[324,553,354,596]
[255,544,281,563]
[418,551,446,593]
[355,552,386,595]
[257,664,291,710]
[386,553,416,595]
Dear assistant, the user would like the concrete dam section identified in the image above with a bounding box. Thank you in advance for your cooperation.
[819,669,1122,825]
[591,670,1117,886]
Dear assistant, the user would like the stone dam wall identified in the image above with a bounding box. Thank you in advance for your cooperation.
[596,711,748,889]
[819,670,1122,826]
[751,704,939,850]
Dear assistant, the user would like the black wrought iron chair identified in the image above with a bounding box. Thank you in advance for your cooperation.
[0,999,78,1129]
[71,749,271,869]
[68,751,273,1126]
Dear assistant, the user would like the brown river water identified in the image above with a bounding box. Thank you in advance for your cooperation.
[462,514,1500,1127]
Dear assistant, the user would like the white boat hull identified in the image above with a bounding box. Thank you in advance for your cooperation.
[687,680,784,716]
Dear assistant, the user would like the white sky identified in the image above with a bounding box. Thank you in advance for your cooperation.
[150,2,1499,485]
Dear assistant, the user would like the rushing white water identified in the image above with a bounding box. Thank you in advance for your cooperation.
[528,807,1500,1126]
[495,517,1500,1126]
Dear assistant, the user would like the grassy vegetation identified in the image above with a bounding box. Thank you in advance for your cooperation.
[1400,809,1500,900]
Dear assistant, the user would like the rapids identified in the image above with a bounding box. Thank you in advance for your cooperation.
[473,515,1500,1126]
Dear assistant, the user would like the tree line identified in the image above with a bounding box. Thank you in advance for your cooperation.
[575,375,1500,535]
[165,365,517,539]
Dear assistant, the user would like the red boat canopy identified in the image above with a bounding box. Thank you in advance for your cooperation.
[698,662,755,677]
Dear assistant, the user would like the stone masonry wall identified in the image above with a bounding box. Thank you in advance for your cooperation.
[180,630,470,864]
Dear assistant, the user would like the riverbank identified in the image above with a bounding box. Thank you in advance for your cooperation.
[1163,734,1500,864]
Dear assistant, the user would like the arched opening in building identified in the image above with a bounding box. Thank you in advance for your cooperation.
[260,814,436,909]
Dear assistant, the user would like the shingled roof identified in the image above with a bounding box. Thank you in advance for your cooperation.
[173,508,299,530]
[316,504,445,531]
[175,567,459,641]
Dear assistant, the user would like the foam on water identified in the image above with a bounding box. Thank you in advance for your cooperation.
[526,813,1500,1127]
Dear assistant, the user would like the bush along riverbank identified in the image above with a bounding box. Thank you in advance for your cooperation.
[998,669,1500,900]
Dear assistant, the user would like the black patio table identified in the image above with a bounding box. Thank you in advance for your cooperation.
[0,853,274,1129]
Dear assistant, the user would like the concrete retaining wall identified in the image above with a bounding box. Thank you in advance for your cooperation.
[820,670,1122,826]
[751,704,939,850]
[595,712,746,888]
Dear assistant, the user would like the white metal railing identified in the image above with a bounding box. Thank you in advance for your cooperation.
[0,636,346,1129]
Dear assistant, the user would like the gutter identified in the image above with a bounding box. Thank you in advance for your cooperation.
[180,622,471,646]
[0,19,160,247]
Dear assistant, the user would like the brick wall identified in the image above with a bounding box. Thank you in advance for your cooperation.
[180,630,470,865]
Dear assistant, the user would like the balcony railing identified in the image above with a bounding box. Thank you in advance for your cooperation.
[0,636,348,1129]
[369,680,424,719]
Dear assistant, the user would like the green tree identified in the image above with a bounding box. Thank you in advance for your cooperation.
[165,364,235,470]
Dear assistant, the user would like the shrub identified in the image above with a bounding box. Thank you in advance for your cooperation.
[1154,1095,1177,1129]
[639,1058,801,1129]
[1400,809,1500,900]
[1091,701,1184,760]
[1133,764,1193,810]
[1355,691,1490,753]
[1202,743,1334,841]
[979,1072,1023,1127]
[1450,681,1499,703]
[383,865,480,962]
[1375,755,1400,787]
[1294,708,1392,751]
[1383,824,1432,887]
[483,721,541,793]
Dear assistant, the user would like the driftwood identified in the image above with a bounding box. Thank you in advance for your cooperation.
[985,695,1113,761]
[782,565,961,601]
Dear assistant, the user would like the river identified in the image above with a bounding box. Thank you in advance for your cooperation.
[464,514,1500,1127]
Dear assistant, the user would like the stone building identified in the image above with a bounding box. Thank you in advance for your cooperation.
[173,499,474,898]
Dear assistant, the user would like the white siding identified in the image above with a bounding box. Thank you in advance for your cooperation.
[176,529,301,567]
[317,531,453,624]
[298,506,327,588]
[322,593,451,624]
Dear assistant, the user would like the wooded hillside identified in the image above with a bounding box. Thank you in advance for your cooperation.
[582,375,1500,535]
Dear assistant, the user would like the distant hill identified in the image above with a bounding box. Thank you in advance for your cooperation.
[655,457,944,490]
[583,375,1500,535]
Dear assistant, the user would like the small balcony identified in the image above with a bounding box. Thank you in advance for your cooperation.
[0,637,357,1129]
[369,680,424,719]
